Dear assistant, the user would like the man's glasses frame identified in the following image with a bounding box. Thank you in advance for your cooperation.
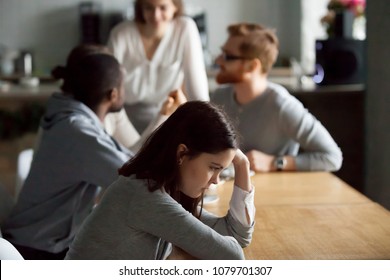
[220,51,255,62]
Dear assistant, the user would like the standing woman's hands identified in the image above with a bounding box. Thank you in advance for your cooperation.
[232,149,252,193]
[160,89,187,116]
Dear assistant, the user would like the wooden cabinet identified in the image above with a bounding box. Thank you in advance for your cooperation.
[291,84,365,192]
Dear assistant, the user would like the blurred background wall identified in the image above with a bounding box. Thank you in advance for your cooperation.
[0,0,328,76]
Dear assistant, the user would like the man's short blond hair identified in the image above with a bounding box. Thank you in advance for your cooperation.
[227,23,279,74]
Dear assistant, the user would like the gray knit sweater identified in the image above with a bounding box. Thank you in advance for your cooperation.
[211,83,343,171]
[65,175,254,260]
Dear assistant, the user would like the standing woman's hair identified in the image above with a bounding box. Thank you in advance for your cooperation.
[118,101,238,216]
[134,0,184,23]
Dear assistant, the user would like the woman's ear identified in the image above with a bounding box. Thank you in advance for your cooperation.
[176,144,188,164]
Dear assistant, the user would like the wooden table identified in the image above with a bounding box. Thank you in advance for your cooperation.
[243,203,390,259]
[206,172,369,215]
[170,172,390,259]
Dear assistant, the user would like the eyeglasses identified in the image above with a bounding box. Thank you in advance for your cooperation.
[221,53,246,61]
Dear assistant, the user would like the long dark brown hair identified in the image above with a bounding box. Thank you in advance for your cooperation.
[118,101,238,217]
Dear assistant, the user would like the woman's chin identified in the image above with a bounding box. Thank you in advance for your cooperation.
[186,192,202,199]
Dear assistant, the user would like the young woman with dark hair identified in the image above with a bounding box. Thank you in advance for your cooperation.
[66,101,255,260]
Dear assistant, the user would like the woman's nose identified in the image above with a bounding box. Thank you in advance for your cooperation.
[210,174,220,185]
[153,9,162,20]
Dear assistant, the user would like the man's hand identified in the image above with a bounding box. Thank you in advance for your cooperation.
[245,150,275,172]
[160,89,187,116]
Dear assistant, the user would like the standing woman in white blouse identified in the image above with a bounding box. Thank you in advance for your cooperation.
[108,0,209,133]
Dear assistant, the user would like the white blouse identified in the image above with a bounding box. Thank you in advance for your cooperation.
[104,108,167,153]
[108,16,209,105]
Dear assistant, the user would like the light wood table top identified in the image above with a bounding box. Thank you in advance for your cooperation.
[205,172,370,216]
[170,172,390,260]
[244,203,390,259]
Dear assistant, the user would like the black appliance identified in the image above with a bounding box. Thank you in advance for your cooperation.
[314,38,366,85]
[79,2,102,44]
[314,10,366,86]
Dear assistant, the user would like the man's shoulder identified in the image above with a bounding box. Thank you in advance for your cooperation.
[45,106,103,144]
[71,120,108,146]
[266,82,300,104]
[267,82,291,97]
[210,85,234,103]
[264,82,308,118]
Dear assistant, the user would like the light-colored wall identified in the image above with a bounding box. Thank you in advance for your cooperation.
[0,0,130,75]
[301,0,328,73]
[191,0,330,74]
[186,0,286,59]
[0,0,310,75]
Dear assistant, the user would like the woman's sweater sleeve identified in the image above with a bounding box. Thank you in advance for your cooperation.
[131,190,247,259]
[200,185,255,248]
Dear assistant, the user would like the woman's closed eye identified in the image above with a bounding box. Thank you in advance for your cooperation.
[209,165,223,172]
